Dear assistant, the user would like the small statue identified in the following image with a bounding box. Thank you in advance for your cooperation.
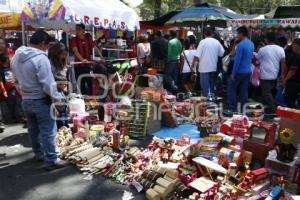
[276,128,297,163]
[162,149,169,164]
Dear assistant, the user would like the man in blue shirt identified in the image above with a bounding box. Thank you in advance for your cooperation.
[228,26,254,112]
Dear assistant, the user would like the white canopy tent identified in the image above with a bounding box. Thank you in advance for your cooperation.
[21,0,140,94]
[21,0,140,32]
[0,0,25,13]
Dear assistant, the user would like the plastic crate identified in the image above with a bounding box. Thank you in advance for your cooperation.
[126,100,150,139]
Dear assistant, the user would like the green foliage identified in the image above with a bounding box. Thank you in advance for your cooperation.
[138,0,195,20]
[138,0,300,20]
[220,0,300,14]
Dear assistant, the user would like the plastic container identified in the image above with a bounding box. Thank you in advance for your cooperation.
[69,97,85,113]
[147,68,157,75]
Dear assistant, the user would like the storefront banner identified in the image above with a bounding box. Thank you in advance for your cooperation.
[0,13,21,29]
[228,18,300,28]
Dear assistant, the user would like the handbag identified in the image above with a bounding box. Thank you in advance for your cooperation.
[251,66,260,87]
[182,50,197,83]
[140,43,151,66]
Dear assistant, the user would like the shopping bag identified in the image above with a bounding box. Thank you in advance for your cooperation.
[275,87,286,106]
[222,55,230,72]
[251,66,260,87]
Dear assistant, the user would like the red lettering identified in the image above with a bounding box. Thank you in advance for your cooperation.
[94,17,99,26]
[104,19,109,26]
[0,15,12,25]
[84,16,90,25]
[112,20,116,28]
[128,74,132,81]
[74,14,80,22]
[120,22,125,29]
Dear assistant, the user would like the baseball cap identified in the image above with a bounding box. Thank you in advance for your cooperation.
[30,30,54,45]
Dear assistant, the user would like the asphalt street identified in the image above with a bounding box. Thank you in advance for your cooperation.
[0,124,146,200]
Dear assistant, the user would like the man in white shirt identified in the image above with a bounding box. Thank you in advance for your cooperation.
[256,32,286,113]
[192,27,224,97]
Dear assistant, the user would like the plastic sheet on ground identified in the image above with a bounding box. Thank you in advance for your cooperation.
[153,124,200,144]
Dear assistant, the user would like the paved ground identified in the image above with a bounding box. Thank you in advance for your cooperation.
[0,124,146,200]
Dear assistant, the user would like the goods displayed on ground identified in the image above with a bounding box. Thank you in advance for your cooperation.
[55,77,300,199]
[3,1,297,199]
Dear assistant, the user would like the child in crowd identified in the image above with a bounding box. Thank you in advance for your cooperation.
[0,53,22,124]
[55,75,69,129]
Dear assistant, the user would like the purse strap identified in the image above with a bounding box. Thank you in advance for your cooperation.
[182,50,195,73]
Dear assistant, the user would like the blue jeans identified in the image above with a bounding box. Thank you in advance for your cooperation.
[228,73,251,112]
[164,60,179,92]
[200,72,216,97]
[22,99,58,166]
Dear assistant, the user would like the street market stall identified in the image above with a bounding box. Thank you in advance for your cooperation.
[13,1,300,200]
[51,69,300,199]
[166,3,261,28]
[21,0,140,95]
[140,11,179,31]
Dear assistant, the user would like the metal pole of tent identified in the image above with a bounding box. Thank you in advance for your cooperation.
[26,26,30,45]
[56,30,59,40]
[66,33,70,50]
[201,21,204,40]
[66,33,76,93]
[21,22,25,46]
[92,26,95,60]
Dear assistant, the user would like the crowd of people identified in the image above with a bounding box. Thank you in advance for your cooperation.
[0,24,298,171]
[139,26,300,114]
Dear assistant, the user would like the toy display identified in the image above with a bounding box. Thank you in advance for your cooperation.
[53,92,299,200]
[276,128,297,163]
[244,121,277,162]
[240,168,269,190]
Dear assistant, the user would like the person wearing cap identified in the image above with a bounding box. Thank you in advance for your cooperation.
[11,30,65,171]
[70,23,102,95]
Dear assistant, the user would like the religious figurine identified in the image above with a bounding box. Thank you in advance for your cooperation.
[276,128,297,163]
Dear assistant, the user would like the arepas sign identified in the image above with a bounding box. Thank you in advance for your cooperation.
[21,0,139,31]
[72,15,127,30]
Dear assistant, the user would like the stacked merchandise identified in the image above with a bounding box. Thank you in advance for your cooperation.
[126,99,150,139]
[56,91,300,199]
[56,119,299,199]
